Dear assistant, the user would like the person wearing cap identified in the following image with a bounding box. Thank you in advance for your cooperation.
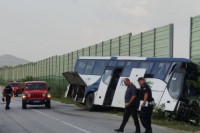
[114,78,140,133]
[138,77,154,133]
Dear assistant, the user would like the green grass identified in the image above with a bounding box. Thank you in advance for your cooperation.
[152,119,200,132]
[52,97,200,132]
[52,97,86,108]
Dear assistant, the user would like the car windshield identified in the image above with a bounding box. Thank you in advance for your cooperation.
[11,83,19,87]
[26,83,46,90]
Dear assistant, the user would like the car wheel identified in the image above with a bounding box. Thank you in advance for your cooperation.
[45,101,51,109]
[22,101,26,109]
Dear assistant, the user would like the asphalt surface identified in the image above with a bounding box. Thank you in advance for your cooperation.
[0,89,189,133]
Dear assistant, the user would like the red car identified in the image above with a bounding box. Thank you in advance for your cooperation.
[22,81,51,109]
[10,81,23,96]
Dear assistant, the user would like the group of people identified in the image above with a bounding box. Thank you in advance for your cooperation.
[115,77,154,133]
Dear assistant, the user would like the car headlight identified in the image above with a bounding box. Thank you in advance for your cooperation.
[47,94,51,99]
[22,95,26,99]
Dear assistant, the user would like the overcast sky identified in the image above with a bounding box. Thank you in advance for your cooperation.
[0,0,200,62]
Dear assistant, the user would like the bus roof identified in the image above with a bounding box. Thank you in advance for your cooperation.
[78,56,193,63]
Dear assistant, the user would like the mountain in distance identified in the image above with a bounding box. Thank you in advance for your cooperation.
[0,54,30,67]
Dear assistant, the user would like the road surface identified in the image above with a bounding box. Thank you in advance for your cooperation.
[0,89,188,133]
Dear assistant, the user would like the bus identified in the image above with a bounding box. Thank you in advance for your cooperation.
[63,56,198,114]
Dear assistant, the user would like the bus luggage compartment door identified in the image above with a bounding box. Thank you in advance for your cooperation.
[62,72,87,102]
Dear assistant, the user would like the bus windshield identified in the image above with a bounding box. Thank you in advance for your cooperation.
[168,72,184,99]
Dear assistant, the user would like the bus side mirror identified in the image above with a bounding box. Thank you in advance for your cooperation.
[48,87,51,91]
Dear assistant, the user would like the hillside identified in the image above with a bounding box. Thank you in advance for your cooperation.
[0,54,29,67]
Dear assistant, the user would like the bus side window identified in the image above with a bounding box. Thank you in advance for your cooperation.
[74,60,87,74]
[109,61,117,66]
[116,61,126,67]
[151,62,171,80]
[121,61,139,77]
[84,60,95,75]
[139,62,154,74]
[92,60,108,75]
[102,70,113,85]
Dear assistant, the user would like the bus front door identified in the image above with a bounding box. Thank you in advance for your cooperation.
[94,67,122,106]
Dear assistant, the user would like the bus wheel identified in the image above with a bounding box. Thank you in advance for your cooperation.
[86,93,95,111]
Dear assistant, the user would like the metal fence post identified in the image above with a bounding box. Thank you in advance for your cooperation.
[141,32,143,57]
[153,28,156,57]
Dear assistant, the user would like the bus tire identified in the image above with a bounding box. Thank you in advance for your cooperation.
[86,93,95,111]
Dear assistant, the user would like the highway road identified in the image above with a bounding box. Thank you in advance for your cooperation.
[0,89,188,133]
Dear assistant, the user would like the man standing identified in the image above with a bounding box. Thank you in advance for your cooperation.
[138,77,154,133]
[115,78,140,133]
[3,84,13,110]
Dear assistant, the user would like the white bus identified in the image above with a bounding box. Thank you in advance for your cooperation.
[63,56,198,114]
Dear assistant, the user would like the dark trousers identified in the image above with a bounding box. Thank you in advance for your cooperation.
[140,105,153,132]
[5,95,11,109]
[120,105,140,132]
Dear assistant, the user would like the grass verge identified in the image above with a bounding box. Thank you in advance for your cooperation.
[52,97,200,132]
[52,97,85,108]
[152,119,200,132]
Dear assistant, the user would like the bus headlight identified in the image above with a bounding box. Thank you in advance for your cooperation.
[47,94,51,99]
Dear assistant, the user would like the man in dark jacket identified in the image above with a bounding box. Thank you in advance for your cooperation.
[115,78,140,133]
[4,84,13,110]
[138,77,154,133]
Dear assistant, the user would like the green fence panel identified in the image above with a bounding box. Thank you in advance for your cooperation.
[190,15,200,64]
[103,40,111,56]
[96,43,103,56]
[120,33,131,56]
[73,51,78,70]
[111,37,120,56]
[68,53,73,71]
[90,45,96,56]
[155,24,173,57]
[142,30,154,57]
[130,34,142,56]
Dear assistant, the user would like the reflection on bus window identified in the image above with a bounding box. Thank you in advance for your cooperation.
[121,61,139,76]
[151,62,171,79]
[168,72,184,99]
[139,62,154,74]
[92,60,108,75]
[84,60,95,75]
[103,70,113,85]
[109,61,117,67]
[75,60,87,74]
[117,61,126,67]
